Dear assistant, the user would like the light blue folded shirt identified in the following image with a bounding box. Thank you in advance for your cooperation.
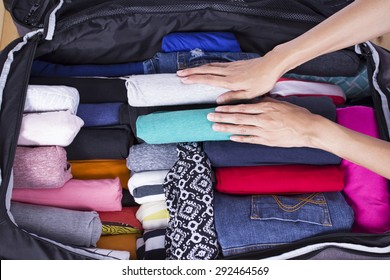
[136,108,231,144]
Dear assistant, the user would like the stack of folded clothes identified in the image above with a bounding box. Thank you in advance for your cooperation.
[23,31,390,260]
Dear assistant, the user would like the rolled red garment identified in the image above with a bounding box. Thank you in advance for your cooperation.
[215,165,344,194]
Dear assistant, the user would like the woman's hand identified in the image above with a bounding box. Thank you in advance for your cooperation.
[177,54,287,104]
[207,97,325,148]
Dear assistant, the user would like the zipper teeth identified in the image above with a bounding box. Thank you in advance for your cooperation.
[56,2,322,33]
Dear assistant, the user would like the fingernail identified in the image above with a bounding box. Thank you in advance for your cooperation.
[216,97,224,104]
[176,70,184,75]
[215,106,223,112]
[212,124,221,131]
[180,77,188,81]
[207,113,215,121]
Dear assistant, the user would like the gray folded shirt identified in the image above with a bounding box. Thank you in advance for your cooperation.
[127,143,178,172]
[11,202,102,247]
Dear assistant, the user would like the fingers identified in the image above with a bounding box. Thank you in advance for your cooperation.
[180,74,231,89]
[212,123,260,136]
[214,102,269,114]
[216,90,259,104]
[230,135,267,145]
[177,63,230,77]
[208,112,260,126]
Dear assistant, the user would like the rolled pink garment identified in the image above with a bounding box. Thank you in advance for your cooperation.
[13,146,72,189]
[337,106,390,233]
[12,178,122,212]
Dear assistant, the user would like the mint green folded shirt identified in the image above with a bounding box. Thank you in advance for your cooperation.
[136,108,231,144]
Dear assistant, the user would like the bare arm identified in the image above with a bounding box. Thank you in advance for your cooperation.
[208,99,390,180]
[177,0,390,103]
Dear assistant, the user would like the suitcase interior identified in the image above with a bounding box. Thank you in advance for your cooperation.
[1,0,390,260]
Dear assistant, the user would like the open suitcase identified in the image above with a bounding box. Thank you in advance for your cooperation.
[1,0,390,260]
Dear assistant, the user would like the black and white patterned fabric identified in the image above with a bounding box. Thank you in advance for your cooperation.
[163,142,219,260]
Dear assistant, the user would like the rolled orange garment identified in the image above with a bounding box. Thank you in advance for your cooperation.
[97,234,141,260]
[69,159,130,189]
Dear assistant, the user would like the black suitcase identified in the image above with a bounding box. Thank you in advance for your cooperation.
[1,0,390,260]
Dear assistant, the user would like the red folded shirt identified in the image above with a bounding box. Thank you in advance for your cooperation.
[215,165,344,194]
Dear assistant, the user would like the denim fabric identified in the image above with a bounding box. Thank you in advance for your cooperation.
[143,51,259,74]
[214,192,354,257]
[31,52,259,77]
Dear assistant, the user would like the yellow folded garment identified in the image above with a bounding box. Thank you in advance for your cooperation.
[69,159,130,189]
[102,224,141,235]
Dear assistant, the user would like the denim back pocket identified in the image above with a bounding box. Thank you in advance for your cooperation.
[251,193,332,226]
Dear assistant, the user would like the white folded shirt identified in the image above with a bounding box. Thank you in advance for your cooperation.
[128,170,168,204]
[126,73,228,107]
[24,85,80,114]
[18,110,84,147]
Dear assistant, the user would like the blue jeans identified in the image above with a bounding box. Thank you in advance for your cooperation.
[214,192,354,257]
[31,51,259,77]
[143,51,259,73]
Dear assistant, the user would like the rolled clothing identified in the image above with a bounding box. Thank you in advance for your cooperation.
[31,59,144,77]
[136,229,166,260]
[29,77,128,103]
[161,32,242,52]
[76,103,131,127]
[126,73,228,107]
[12,178,122,212]
[18,110,84,147]
[128,170,168,204]
[215,165,344,194]
[98,207,142,232]
[204,141,341,167]
[122,189,139,207]
[128,103,215,141]
[214,192,354,257]
[270,78,346,105]
[65,125,132,160]
[284,61,370,100]
[136,96,336,144]
[136,201,169,230]
[13,146,72,189]
[136,108,230,144]
[127,143,177,172]
[11,202,102,247]
[24,85,79,114]
[96,234,141,260]
[337,106,390,233]
[69,159,130,189]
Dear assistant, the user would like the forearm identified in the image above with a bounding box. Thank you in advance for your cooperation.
[267,0,390,75]
[310,117,390,179]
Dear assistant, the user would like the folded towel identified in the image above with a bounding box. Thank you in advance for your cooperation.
[12,178,122,212]
[24,85,79,114]
[126,73,227,107]
[18,110,84,147]
[11,202,102,247]
[13,146,72,189]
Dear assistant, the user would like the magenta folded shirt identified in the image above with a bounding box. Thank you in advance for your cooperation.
[13,146,72,189]
[337,106,390,233]
[12,178,122,212]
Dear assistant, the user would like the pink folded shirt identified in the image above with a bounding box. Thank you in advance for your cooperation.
[13,146,72,189]
[271,78,346,105]
[337,106,390,233]
[12,178,122,212]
